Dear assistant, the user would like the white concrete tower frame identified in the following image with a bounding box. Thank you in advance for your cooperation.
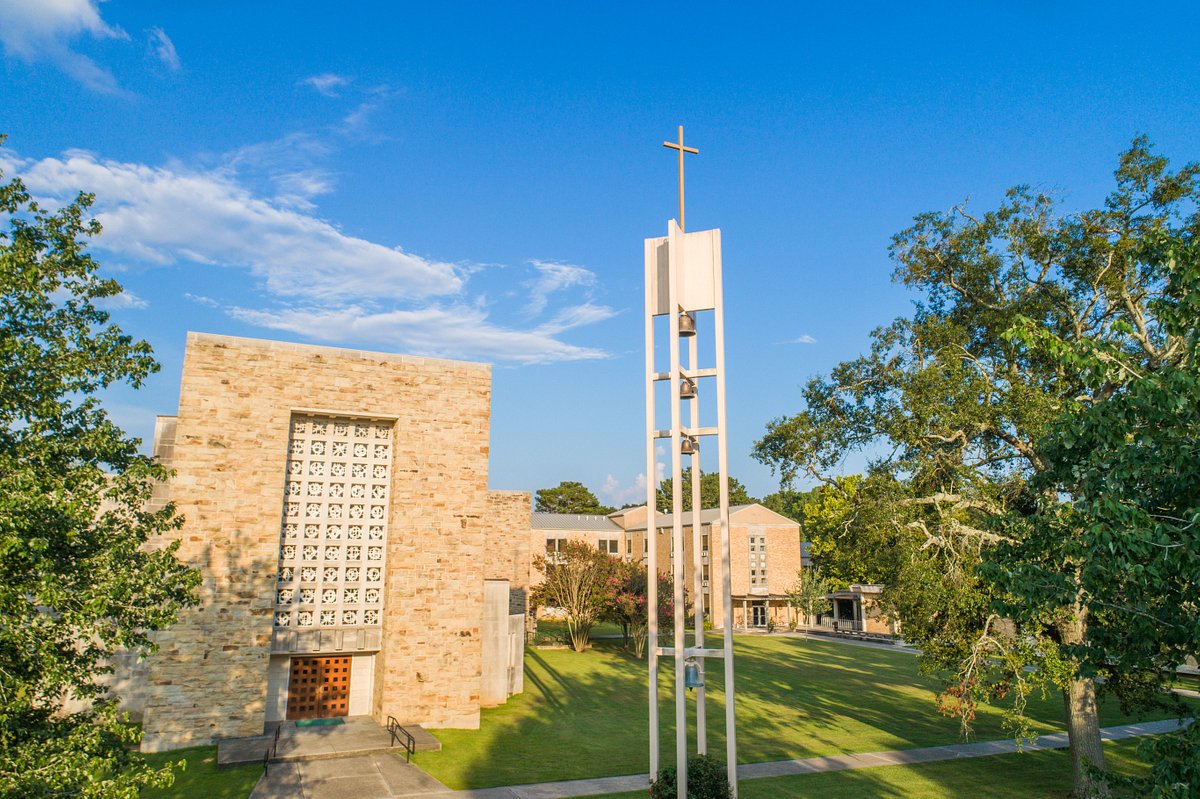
[644,125,739,799]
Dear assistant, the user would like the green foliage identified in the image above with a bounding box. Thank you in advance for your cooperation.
[656,467,755,512]
[794,475,911,588]
[605,560,675,658]
[535,481,615,515]
[786,569,832,637]
[0,155,200,797]
[649,754,731,799]
[759,487,815,523]
[753,137,1200,797]
[532,539,619,651]
[1116,721,1200,799]
[993,229,1200,795]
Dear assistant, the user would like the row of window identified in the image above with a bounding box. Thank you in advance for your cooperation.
[542,533,763,587]
[749,534,768,586]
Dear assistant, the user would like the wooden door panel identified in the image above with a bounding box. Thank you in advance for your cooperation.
[286,656,352,720]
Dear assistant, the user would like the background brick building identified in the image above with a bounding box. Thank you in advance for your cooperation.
[532,503,803,630]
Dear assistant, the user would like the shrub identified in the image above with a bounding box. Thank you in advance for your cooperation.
[649,754,731,799]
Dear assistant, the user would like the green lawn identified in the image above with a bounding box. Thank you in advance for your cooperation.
[532,618,627,643]
[593,737,1152,799]
[139,746,260,799]
[413,635,1192,790]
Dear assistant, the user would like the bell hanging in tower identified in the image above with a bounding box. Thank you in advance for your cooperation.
[678,310,696,337]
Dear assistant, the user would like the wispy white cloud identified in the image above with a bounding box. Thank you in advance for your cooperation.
[534,302,617,335]
[147,27,179,71]
[0,0,128,93]
[97,290,148,310]
[2,147,614,364]
[220,132,335,209]
[228,304,610,365]
[786,334,817,344]
[9,150,461,300]
[299,73,350,98]
[183,293,220,308]
[525,260,596,316]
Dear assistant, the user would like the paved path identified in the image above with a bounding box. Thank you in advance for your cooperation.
[251,752,453,799]
[250,718,1190,799]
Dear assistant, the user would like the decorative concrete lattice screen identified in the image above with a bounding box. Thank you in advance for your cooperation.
[273,415,393,645]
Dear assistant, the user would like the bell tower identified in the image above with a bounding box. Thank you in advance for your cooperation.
[644,125,739,798]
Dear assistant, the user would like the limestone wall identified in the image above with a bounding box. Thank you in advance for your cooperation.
[484,491,532,608]
[141,333,493,750]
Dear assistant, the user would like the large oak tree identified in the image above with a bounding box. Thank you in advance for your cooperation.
[755,138,1198,797]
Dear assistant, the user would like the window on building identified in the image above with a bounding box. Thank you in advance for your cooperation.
[598,539,618,555]
[702,564,710,586]
[749,534,768,587]
[626,538,632,555]
[701,533,709,553]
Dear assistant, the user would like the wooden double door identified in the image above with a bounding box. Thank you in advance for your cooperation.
[286,656,352,720]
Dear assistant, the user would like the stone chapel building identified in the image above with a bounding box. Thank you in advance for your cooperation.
[132,333,532,753]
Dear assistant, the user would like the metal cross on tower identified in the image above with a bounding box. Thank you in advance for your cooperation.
[662,125,699,232]
[644,125,739,799]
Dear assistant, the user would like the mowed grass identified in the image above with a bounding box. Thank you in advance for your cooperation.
[413,635,1194,790]
[533,618,627,642]
[139,746,260,799]
[593,737,1153,799]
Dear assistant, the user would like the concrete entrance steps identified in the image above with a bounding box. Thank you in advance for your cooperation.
[218,716,440,767]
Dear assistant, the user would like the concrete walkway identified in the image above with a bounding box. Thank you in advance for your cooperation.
[249,717,1190,799]
[250,752,452,799]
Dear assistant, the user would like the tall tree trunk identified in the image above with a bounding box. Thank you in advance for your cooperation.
[1062,678,1106,797]
[1058,605,1107,798]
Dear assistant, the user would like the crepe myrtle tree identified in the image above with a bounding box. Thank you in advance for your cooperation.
[0,150,200,798]
[532,539,620,651]
[606,559,677,658]
[755,138,1199,797]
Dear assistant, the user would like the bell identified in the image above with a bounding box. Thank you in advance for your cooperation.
[680,378,697,400]
[678,311,696,337]
[684,658,704,690]
[680,435,699,456]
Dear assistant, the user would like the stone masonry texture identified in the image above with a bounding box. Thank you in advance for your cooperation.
[141,333,498,751]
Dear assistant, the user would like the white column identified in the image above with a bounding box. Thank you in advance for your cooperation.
[716,240,737,794]
[668,220,687,799]
[689,330,706,754]
[643,237,660,778]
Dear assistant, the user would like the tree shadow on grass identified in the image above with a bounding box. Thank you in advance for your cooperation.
[415,634,1189,794]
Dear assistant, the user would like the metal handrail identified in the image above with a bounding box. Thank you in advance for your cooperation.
[262,724,281,773]
[386,715,416,762]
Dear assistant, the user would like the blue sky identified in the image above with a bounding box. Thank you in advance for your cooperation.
[2,2,1198,504]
